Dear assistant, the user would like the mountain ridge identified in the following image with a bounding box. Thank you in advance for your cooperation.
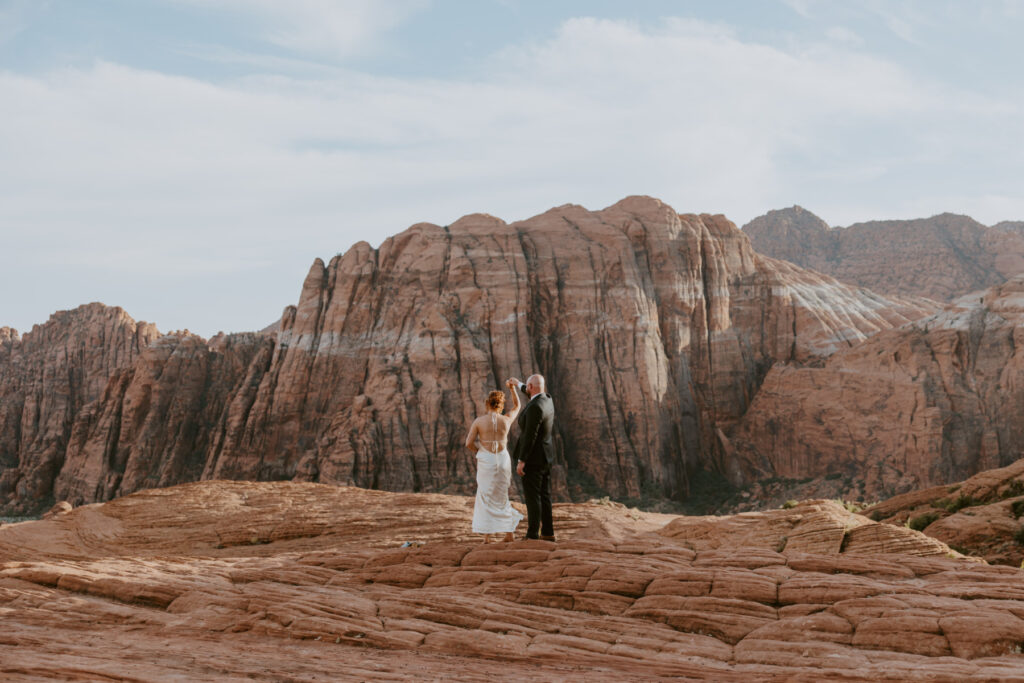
[743,207,1024,302]
[0,196,933,514]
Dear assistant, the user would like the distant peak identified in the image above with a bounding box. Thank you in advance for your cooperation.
[606,195,668,212]
[449,213,506,228]
[743,206,830,233]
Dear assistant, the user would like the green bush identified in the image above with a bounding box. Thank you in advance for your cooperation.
[938,494,975,513]
[908,512,941,531]
[1011,500,1024,519]
[834,499,863,514]
[1004,480,1024,499]
[782,499,799,510]
[1014,526,1024,545]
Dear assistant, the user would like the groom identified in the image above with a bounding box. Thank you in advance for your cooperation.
[509,374,556,541]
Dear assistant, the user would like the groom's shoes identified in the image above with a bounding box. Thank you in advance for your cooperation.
[540,534,556,542]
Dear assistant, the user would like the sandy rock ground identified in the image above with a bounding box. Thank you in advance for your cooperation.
[2,480,1024,681]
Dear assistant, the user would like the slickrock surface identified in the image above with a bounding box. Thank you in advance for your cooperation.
[0,197,933,514]
[865,457,1024,566]
[732,275,1024,502]
[1,481,1023,681]
[744,207,1024,302]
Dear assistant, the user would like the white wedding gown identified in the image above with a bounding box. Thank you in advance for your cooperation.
[472,414,523,534]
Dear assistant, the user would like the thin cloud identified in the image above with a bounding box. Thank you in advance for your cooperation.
[165,0,427,59]
[1,14,1022,335]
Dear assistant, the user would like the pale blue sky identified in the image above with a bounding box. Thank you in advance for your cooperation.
[2,0,1023,336]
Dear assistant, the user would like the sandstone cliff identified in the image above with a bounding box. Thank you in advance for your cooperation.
[0,304,160,512]
[2,480,1023,680]
[744,207,1024,302]
[54,332,273,507]
[0,197,933,513]
[731,275,1024,502]
[199,197,929,506]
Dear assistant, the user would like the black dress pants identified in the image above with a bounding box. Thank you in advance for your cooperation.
[521,464,553,538]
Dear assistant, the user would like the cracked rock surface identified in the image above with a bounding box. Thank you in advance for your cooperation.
[2,480,1023,681]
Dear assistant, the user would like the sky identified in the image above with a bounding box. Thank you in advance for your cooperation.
[2,0,1023,337]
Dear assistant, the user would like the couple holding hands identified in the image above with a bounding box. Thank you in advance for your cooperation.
[464,374,555,543]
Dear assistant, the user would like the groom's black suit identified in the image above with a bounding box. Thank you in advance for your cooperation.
[511,390,555,539]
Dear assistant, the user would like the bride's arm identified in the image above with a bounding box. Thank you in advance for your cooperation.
[464,419,479,452]
[505,380,521,421]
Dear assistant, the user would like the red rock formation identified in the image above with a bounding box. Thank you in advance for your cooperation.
[0,198,933,514]
[863,456,1024,566]
[200,197,929,505]
[744,207,1024,302]
[0,304,159,513]
[1,480,1023,680]
[732,275,1024,502]
[994,220,1024,238]
[53,332,272,508]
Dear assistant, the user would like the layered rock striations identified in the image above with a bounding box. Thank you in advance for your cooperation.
[202,197,930,505]
[0,304,160,512]
[2,481,1023,680]
[54,332,272,508]
[0,197,933,513]
[731,275,1024,502]
[744,207,1024,302]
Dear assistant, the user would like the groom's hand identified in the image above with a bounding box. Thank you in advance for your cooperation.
[516,461,525,476]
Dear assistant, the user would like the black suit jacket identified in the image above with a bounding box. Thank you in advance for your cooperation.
[511,392,555,471]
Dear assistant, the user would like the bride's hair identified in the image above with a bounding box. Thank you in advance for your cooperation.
[486,390,505,412]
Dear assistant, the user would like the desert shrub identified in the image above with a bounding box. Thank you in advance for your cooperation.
[908,512,941,531]
[835,499,863,514]
[1004,480,1024,499]
[938,494,975,513]
[1011,500,1024,519]
[782,499,799,509]
[1014,526,1024,545]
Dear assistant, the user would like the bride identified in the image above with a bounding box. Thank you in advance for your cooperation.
[464,379,524,542]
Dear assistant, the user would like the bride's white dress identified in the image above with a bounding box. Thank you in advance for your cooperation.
[472,414,523,534]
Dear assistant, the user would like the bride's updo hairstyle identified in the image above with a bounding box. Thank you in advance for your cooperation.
[486,390,505,412]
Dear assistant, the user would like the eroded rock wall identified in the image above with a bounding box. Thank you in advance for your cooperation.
[0,197,933,512]
[732,276,1024,500]
[199,197,930,503]
[0,304,160,512]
